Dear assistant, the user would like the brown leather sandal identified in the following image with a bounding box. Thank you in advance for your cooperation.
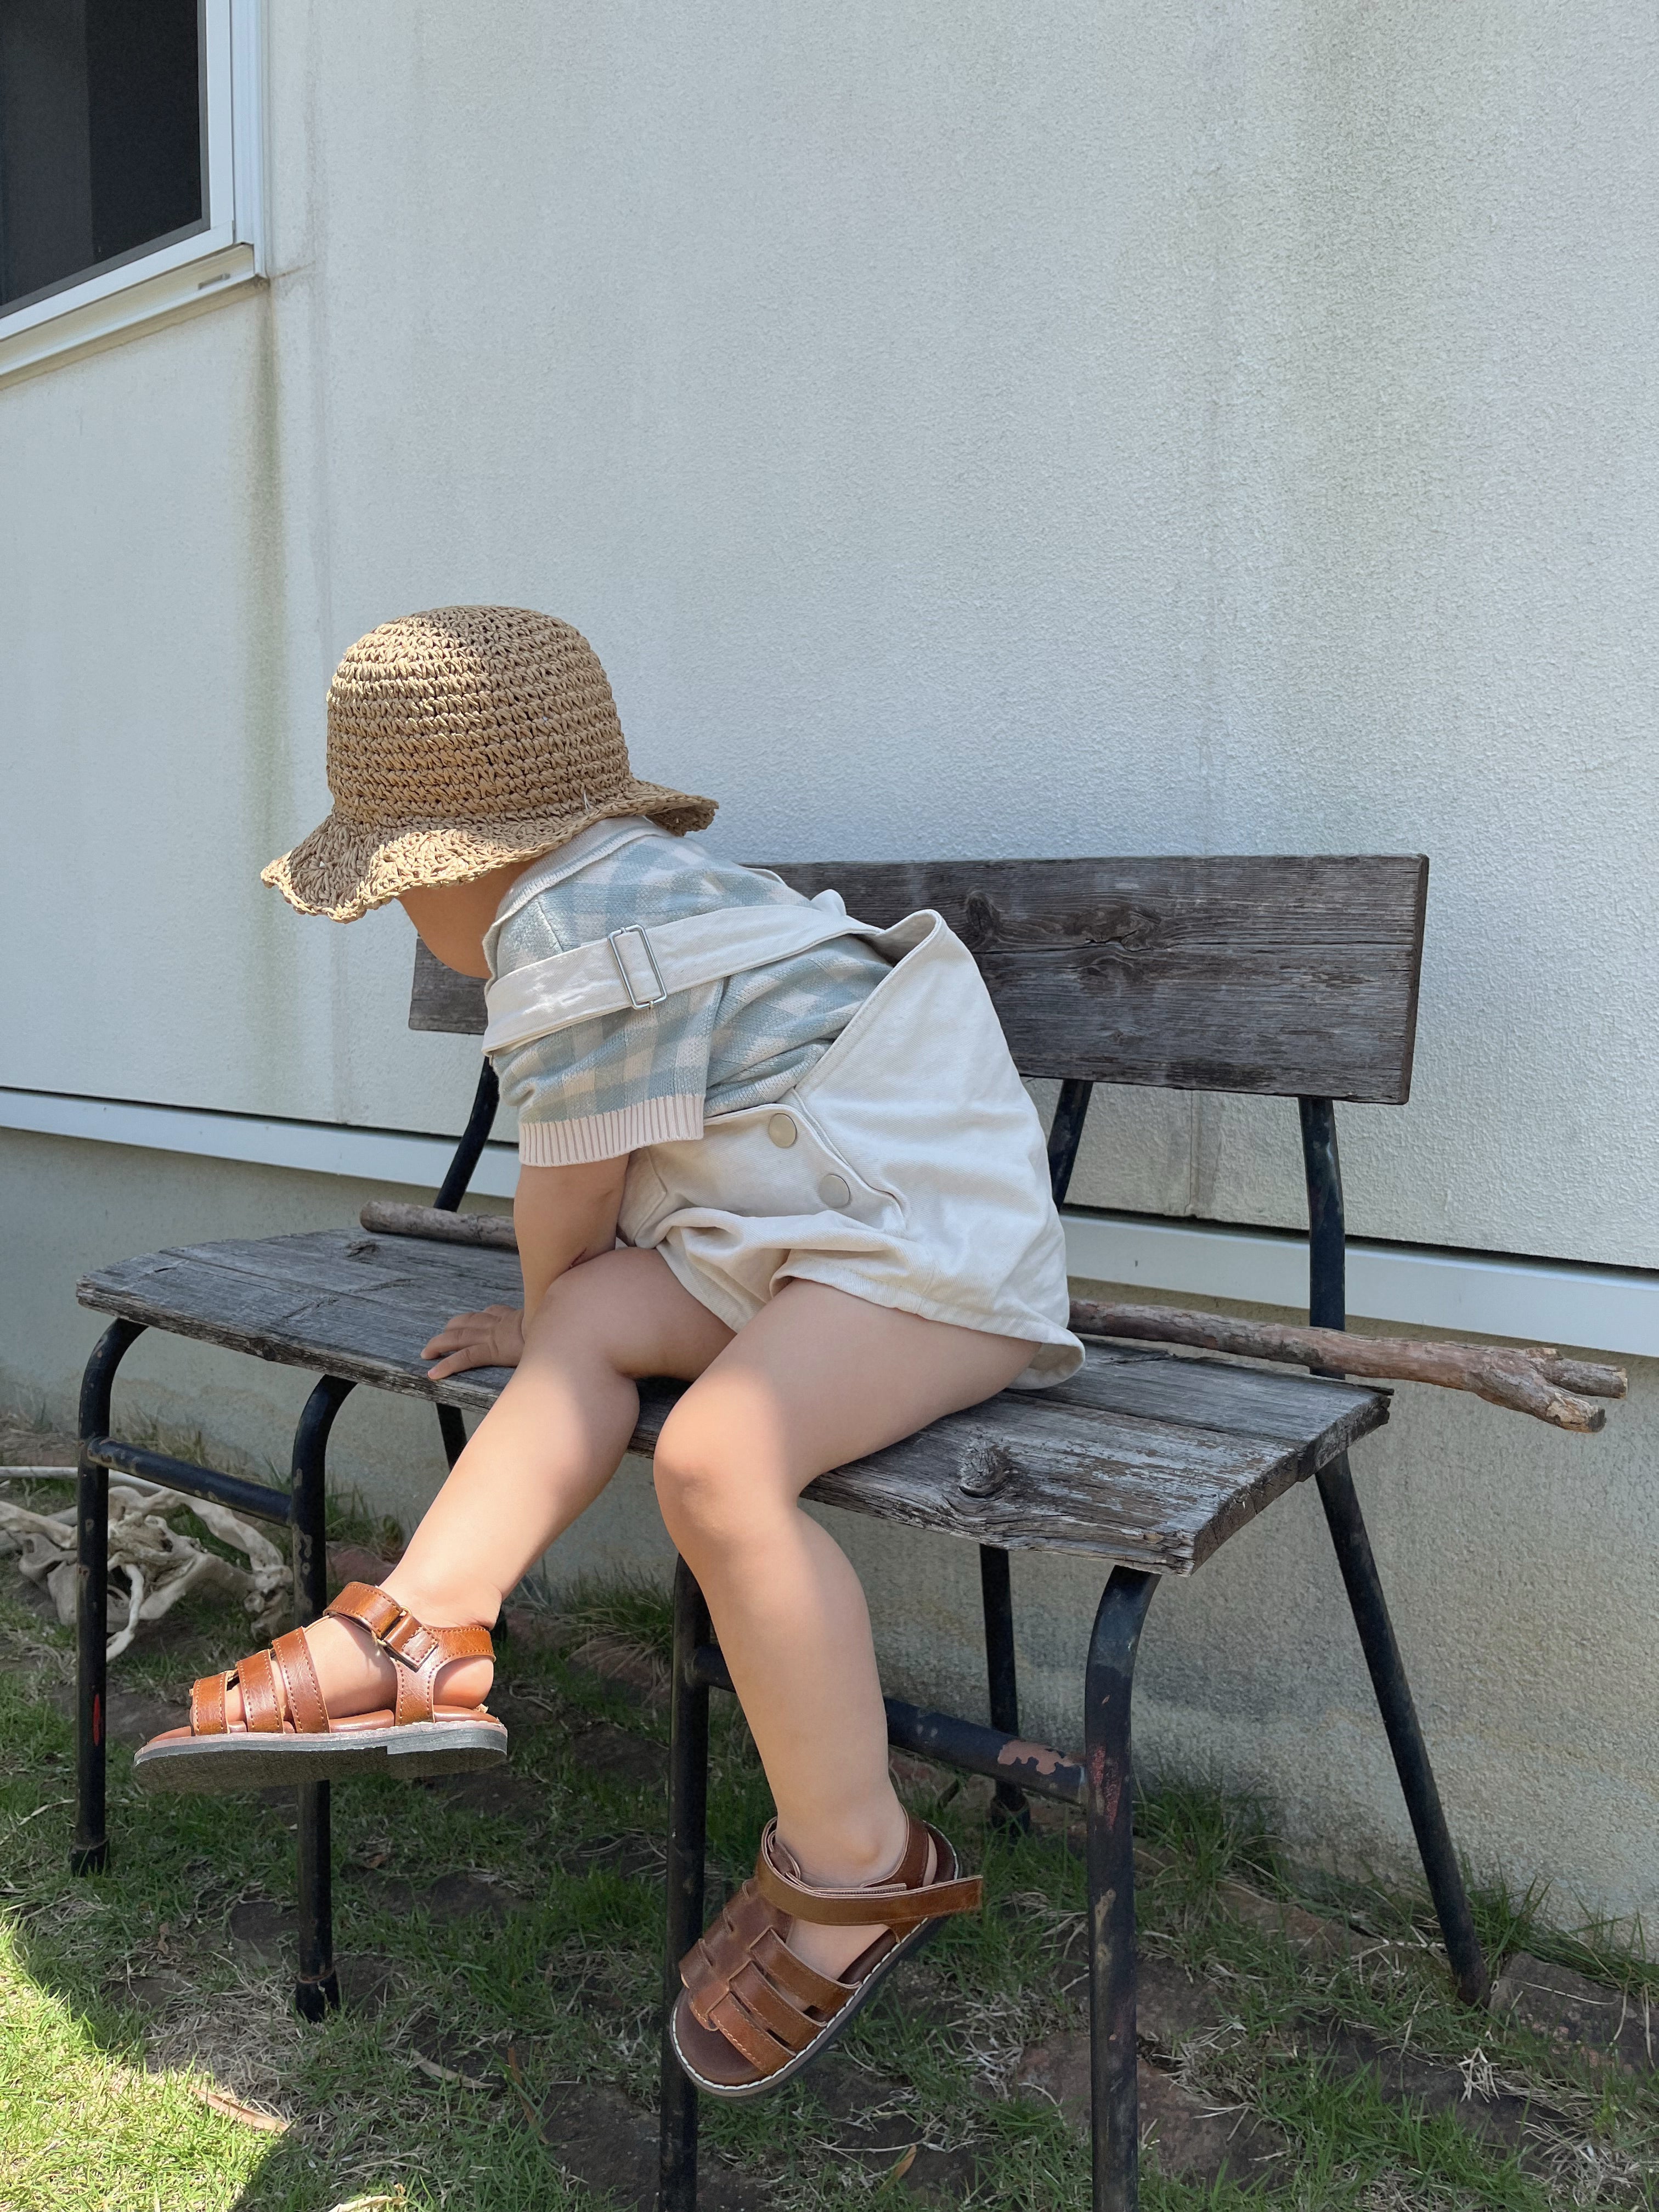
[670,1814,980,2098]
[133,1581,507,1793]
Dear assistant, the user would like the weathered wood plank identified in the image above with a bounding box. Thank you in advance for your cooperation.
[1049,1345,1387,1452]
[78,1232,1387,1574]
[406,855,1427,1101]
[633,1384,1372,1572]
[768,856,1429,1102]
[80,1235,523,1414]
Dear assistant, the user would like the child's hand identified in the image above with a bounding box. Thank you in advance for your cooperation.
[422,1305,526,1379]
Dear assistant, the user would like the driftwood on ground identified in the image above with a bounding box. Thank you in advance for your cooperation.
[0,1474,290,1658]
[361,1199,1626,1435]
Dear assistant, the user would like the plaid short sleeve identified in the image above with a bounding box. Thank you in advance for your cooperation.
[487,821,884,1165]
[491,987,717,1165]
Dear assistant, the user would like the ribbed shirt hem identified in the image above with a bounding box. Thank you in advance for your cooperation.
[518,1092,704,1166]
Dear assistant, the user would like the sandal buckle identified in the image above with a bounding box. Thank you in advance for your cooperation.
[372,1608,439,1668]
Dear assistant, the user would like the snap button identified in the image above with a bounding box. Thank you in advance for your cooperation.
[818,1173,852,1211]
[768,1114,797,1148]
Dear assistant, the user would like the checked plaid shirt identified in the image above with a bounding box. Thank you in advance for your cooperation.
[484,819,885,1166]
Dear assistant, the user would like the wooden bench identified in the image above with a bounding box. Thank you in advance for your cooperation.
[71,854,1489,2212]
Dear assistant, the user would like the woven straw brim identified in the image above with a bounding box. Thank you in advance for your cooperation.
[262,778,717,922]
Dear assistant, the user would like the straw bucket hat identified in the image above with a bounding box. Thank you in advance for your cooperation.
[262,605,717,922]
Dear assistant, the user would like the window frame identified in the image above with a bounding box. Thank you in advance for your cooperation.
[0,0,264,386]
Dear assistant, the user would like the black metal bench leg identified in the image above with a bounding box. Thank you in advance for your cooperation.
[294,1779,336,2020]
[1298,1097,1488,2006]
[291,1376,354,2021]
[435,1404,468,1471]
[1315,1454,1490,2004]
[659,1558,710,2212]
[72,1319,145,1876]
[1085,1566,1158,2212]
[979,1545,1031,1833]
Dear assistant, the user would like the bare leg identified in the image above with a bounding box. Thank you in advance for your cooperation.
[220,1247,732,1727]
[652,1279,1030,1981]
[208,1254,1031,1992]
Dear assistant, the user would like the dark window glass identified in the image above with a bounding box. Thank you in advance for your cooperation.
[0,0,205,314]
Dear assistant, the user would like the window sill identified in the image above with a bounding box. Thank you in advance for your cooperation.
[0,239,261,390]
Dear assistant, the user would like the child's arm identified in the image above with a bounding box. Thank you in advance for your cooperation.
[422,1156,629,1379]
[516,1158,629,1313]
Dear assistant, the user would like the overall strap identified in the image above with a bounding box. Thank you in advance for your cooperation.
[481,893,885,1058]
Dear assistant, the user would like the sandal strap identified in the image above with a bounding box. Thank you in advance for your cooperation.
[189,1671,230,1736]
[753,1818,983,1930]
[325,1581,495,1725]
[179,1588,492,1741]
[679,1816,984,2084]
[188,1618,335,1738]
[708,1983,809,2074]
[184,1586,492,1739]
[748,1924,848,2012]
[687,1890,846,2017]
[270,1625,330,1735]
[725,1952,826,2047]
[236,1647,287,1734]
[325,1581,494,1668]
[682,1886,832,2070]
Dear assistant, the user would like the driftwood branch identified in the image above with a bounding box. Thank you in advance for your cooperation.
[361,1200,517,1250]
[1069,1301,1625,1435]
[0,1475,290,1660]
[360,1202,1626,1436]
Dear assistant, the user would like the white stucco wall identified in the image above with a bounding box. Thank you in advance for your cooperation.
[1,5,1655,1915]
[3,0,1656,1263]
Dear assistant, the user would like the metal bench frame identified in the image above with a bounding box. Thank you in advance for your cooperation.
[69,854,1491,2212]
[71,1063,502,2012]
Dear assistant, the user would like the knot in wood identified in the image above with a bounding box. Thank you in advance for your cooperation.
[957,891,1003,953]
[1081,902,1158,952]
[956,1435,1018,1498]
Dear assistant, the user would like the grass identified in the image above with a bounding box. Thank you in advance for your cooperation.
[0,1486,1655,2209]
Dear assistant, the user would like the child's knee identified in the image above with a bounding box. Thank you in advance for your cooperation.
[653,1408,768,1555]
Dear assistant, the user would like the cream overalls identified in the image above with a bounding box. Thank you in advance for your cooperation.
[483,891,1084,1390]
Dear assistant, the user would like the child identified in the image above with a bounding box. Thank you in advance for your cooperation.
[137,605,1082,2094]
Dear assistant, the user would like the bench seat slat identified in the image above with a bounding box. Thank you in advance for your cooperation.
[78,1234,521,1412]
[1049,1346,1387,1448]
[77,1232,1386,1575]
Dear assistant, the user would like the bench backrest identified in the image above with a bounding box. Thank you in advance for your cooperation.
[411,854,1428,1105]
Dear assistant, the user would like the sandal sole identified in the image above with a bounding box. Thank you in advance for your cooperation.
[133,1720,507,1794]
[670,1897,945,2101]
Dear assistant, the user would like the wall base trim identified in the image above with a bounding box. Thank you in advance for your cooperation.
[0,1084,521,1200]
[1061,1210,1656,1358]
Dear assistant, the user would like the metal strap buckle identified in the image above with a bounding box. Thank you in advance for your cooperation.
[371,1606,437,1669]
[607,925,669,1009]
